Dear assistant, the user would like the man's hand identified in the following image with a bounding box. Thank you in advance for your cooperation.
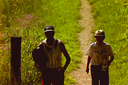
[86,67,89,74]
[58,67,65,74]
[103,60,111,66]
[86,56,91,74]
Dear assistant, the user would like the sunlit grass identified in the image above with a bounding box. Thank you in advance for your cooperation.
[89,0,128,84]
[0,0,81,84]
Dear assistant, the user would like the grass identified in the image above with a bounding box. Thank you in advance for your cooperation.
[0,0,82,84]
[2,0,127,84]
[88,0,128,85]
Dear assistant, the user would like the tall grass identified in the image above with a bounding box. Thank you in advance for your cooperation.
[0,0,81,84]
[89,0,128,85]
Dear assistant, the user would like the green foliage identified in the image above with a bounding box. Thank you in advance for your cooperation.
[1,0,43,28]
[0,0,81,84]
[64,75,77,85]
[88,0,128,84]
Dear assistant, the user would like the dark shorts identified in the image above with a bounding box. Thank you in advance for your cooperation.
[41,68,64,85]
[91,65,109,85]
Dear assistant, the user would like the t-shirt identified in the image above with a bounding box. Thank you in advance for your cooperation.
[86,42,114,65]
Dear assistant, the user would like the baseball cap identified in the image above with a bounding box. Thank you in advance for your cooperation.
[94,30,105,37]
[44,26,54,33]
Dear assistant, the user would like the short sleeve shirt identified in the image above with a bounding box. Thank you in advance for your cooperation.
[86,42,114,65]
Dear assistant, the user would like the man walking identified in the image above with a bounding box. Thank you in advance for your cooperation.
[85,30,114,85]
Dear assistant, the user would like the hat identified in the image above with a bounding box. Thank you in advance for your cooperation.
[94,30,105,37]
[44,26,54,32]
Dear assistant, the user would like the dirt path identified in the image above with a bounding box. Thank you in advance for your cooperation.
[70,0,95,85]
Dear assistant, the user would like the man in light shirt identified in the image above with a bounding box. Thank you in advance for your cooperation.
[85,30,114,85]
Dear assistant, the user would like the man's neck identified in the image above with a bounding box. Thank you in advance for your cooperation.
[96,41,103,46]
[46,38,55,46]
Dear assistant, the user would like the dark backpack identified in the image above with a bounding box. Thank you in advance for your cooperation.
[32,43,47,70]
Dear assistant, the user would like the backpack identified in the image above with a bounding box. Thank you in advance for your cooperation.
[32,43,47,70]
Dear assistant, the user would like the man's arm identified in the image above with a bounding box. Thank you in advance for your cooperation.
[86,56,92,74]
[60,41,71,71]
[108,56,114,65]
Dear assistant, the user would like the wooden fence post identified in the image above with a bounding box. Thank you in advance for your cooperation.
[11,37,21,85]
